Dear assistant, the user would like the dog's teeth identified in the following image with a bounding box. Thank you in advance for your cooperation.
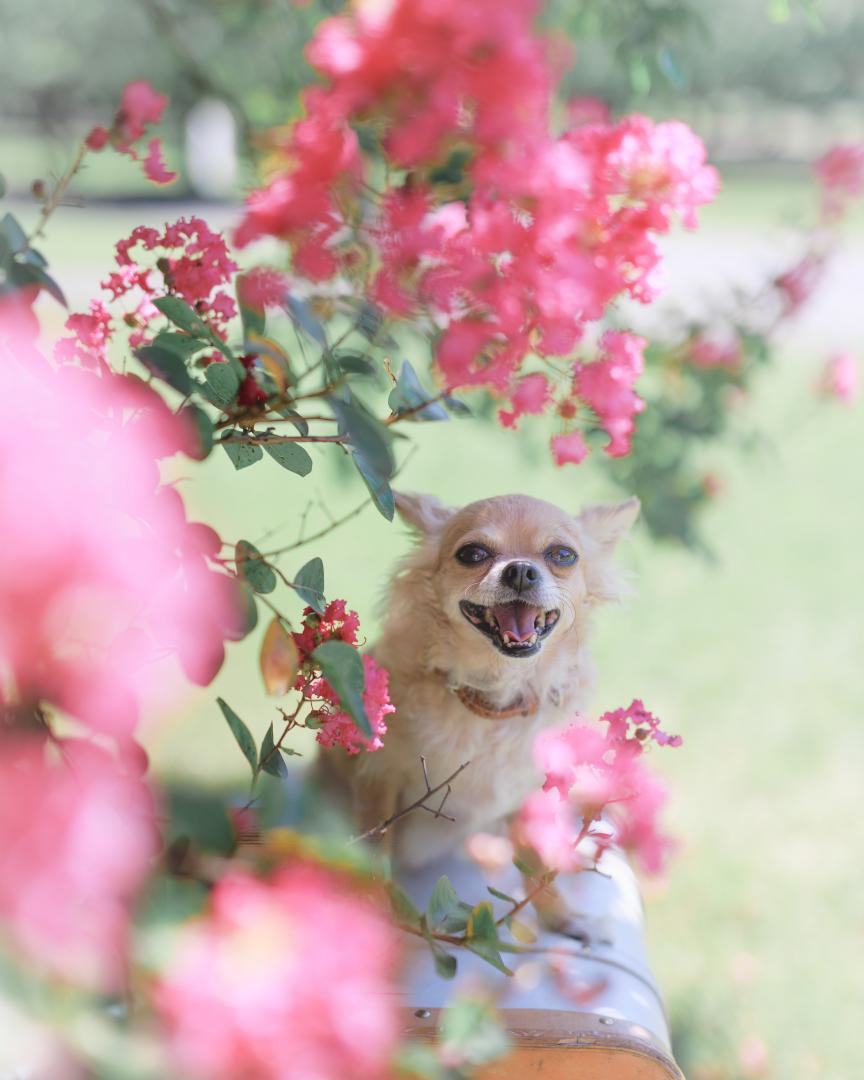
[528,632,538,646]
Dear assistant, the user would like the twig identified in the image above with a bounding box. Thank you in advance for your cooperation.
[350,758,471,844]
[28,141,90,242]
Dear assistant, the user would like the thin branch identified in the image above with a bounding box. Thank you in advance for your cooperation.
[257,493,373,559]
[28,141,90,242]
[221,432,346,446]
[350,758,471,844]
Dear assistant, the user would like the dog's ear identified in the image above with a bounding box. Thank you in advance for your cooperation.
[394,491,455,534]
[576,497,640,550]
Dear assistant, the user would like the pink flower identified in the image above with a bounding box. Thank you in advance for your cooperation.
[0,740,157,989]
[687,331,742,372]
[143,137,177,185]
[574,331,646,457]
[516,702,680,875]
[237,268,290,311]
[818,352,858,404]
[0,335,237,736]
[116,80,168,147]
[54,300,114,368]
[84,80,176,188]
[815,144,864,220]
[292,599,361,660]
[551,430,589,466]
[311,655,395,755]
[498,373,552,428]
[156,864,400,1080]
[774,252,825,318]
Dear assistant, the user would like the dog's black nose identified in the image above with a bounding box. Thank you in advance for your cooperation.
[502,560,540,593]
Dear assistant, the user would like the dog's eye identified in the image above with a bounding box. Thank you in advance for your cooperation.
[545,545,578,566]
[455,543,492,565]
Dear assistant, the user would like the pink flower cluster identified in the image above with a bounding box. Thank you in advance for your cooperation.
[57,216,237,362]
[234,0,718,464]
[156,864,400,1080]
[0,332,238,739]
[85,80,177,186]
[293,601,395,754]
[515,700,681,875]
[570,330,647,458]
[814,144,864,222]
[0,740,157,989]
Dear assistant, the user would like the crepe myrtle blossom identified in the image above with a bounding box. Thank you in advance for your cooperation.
[292,603,395,754]
[814,143,864,221]
[85,80,177,186]
[234,0,717,440]
[156,864,400,1080]
[0,334,239,737]
[514,701,681,875]
[818,351,859,404]
[56,216,237,362]
[573,331,647,458]
[0,740,157,989]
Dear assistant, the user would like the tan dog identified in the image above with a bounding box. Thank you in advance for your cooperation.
[328,491,639,868]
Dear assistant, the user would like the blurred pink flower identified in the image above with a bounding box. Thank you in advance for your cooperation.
[815,143,864,220]
[306,655,395,755]
[566,96,611,128]
[687,331,742,371]
[0,740,157,989]
[85,81,176,188]
[0,334,236,736]
[818,351,858,404]
[551,430,589,466]
[156,864,400,1080]
[515,704,680,875]
[574,331,646,457]
[498,373,552,429]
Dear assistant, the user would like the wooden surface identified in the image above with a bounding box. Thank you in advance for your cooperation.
[402,1008,685,1080]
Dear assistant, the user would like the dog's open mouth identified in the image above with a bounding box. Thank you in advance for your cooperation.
[459,600,560,658]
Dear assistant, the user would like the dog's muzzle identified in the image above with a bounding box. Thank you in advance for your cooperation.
[459,599,560,658]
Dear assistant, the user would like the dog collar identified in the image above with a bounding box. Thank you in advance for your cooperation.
[453,682,539,720]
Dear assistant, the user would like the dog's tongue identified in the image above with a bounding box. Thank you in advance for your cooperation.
[493,603,541,642]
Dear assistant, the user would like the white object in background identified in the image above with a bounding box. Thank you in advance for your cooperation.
[184,99,238,200]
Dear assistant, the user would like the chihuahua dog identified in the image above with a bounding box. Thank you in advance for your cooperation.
[324,491,639,869]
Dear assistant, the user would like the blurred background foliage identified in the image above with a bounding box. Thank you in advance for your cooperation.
[2,0,862,172]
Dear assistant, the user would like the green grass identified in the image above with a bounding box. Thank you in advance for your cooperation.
[20,183,864,1079]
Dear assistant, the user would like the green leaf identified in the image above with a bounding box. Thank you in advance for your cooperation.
[0,213,28,255]
[217,697,258,779]
[387,882,422,927]
[155,295,233,359]
[259,723,289,778]
[152,331,209,359]
[0,174,6,199]
[444,394,472,417]
[221,434,264,471]
[8,261,66,307]
[276,407,309,437]
[466,902,512,975]
[135,344,195,395]
[284,295,327,346]
[330,397,395,481]
[389,361,449,421]
[235,539,277,595]
[201,361,241,408]
[432,945,458,979]
[428,875,469,933]
[180,404,214,460]
[335,352,377,378]
[487,885,517,904]
[264,441,313,476]
[292,557,325,613]
[353,451,395,521]
[312,639,371,738]
[223,579,259,641]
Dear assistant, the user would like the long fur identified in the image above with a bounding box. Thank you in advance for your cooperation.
[322,492,639,868]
